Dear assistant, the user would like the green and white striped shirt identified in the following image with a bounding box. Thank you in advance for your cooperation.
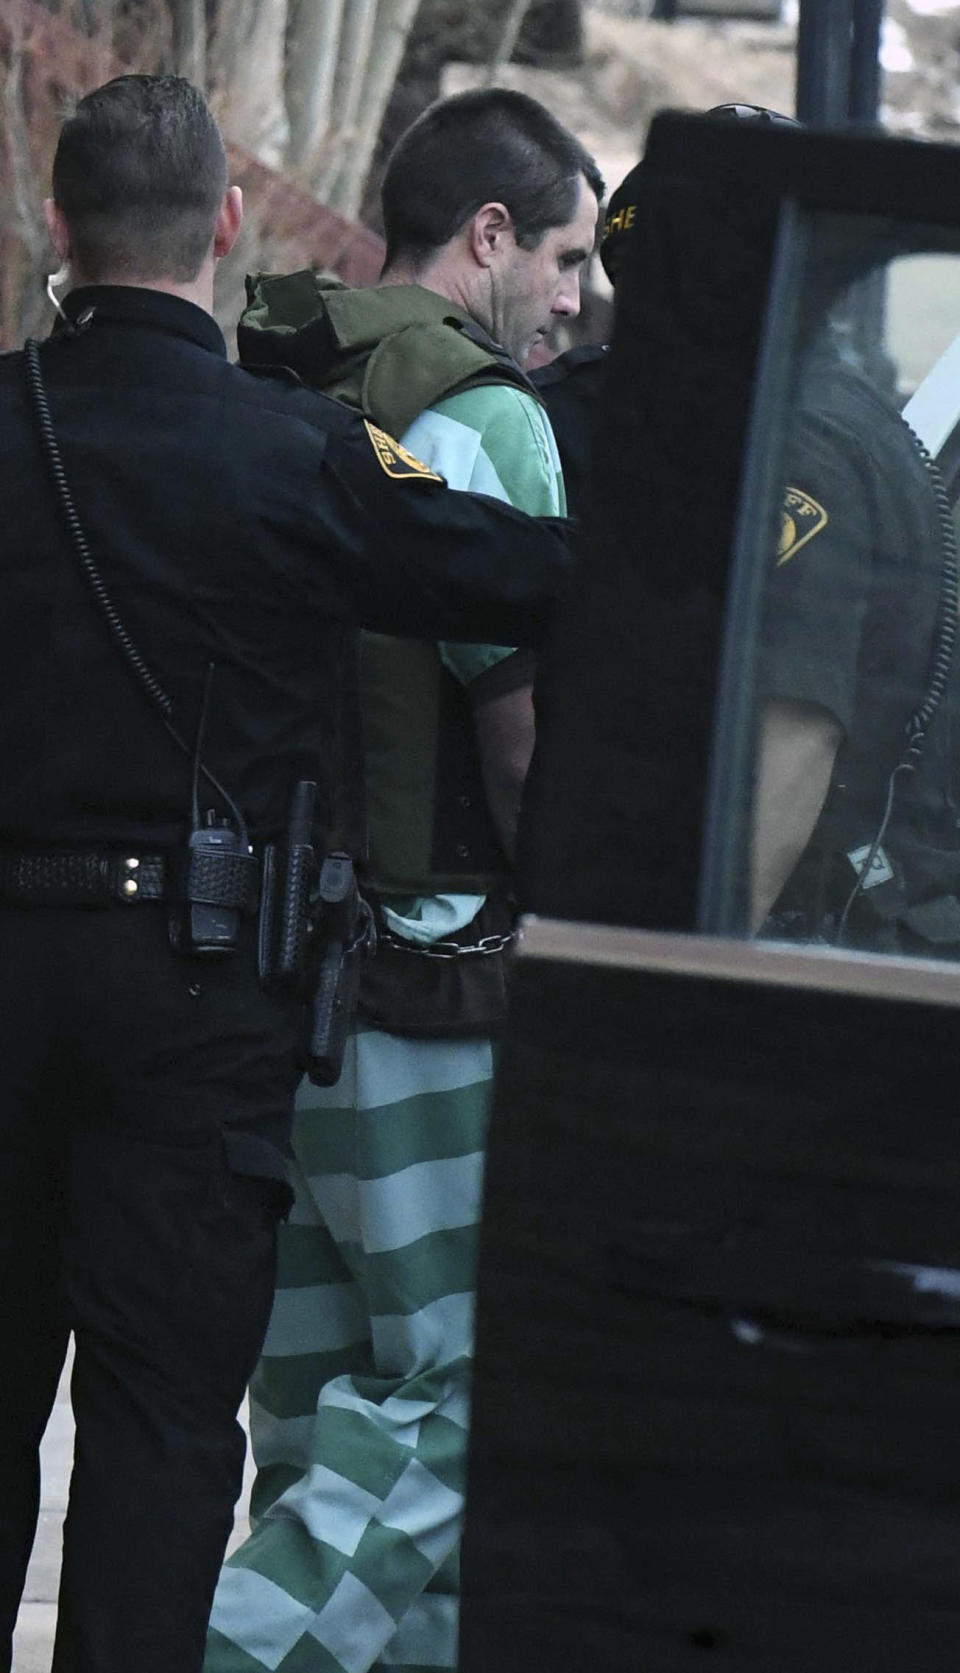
[382,380,566,943]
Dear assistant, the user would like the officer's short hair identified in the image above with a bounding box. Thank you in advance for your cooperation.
[52,75,227,283]
[381,89,604,270]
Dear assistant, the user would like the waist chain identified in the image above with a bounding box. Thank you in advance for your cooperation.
[377,926,515,960]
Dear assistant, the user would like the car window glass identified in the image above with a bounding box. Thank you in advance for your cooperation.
[737,221,960,960]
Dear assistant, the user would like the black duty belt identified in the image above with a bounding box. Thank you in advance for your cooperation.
[0,848,259,911]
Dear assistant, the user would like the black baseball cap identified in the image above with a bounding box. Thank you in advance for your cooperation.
[599,169,640,284]
[599,103,799,284]
[706,101,800,127]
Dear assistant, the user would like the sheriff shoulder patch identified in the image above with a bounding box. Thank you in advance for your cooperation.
[364,421,442,483]
[777,487,828,566]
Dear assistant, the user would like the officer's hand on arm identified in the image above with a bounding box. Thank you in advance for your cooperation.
[468,653,537,862]
[317,416,573,645]
[750,697,843,932]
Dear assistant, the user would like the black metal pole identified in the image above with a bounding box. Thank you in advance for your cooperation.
[796,0,855,124]
[849,0,891,388]
[797,0,891,389]
[850,0,885,125]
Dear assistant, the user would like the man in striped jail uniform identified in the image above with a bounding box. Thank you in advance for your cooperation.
[205,91,603,1673]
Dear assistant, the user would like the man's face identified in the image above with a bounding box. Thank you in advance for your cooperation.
[489,173,599,365]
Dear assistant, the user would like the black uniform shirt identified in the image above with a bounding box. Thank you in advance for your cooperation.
[758,349,960,926]
[532,345,608,520]
[0,287,571,850]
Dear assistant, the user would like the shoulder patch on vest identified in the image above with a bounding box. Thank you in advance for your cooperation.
[364,420,443,483]
[778,487,828,566]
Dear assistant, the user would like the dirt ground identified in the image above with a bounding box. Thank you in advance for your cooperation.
[883,0,960,141]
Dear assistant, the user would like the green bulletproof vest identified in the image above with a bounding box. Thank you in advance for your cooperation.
[240,272,537,895]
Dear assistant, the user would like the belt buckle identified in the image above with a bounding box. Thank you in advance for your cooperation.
[103,853,144,902]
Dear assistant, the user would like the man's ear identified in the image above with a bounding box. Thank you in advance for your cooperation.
[43,199,71,265]
[468,201,514,269]
[213,185,243,259]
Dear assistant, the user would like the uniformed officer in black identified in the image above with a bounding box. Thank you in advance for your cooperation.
[754,332,960,949]
[0,75,574,1673]
[527,173,631,518]
[517,174,630,900]
[531,342,607,518]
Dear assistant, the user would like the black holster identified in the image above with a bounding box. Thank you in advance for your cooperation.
[258,781,318,988]
[768,838,960,955]
[303,853,375,1087]
[257,782,374,1086]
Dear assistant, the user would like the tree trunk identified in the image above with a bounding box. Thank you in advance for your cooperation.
[284,0,346,172]
[207,0,264,100]
[2,38,50,343]
[315,0,378,198]
[484,0,534,83]
[168,0,206,81]
[211,0,288,165]
[327,0,421,219]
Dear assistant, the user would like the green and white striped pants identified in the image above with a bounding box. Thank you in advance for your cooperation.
[204,1023,494,1673]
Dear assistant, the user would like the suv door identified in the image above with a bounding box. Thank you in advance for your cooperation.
[461,115,960,1673]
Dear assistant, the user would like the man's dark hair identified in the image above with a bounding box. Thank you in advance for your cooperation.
[381,89,604,270]
[52,75,227,282]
